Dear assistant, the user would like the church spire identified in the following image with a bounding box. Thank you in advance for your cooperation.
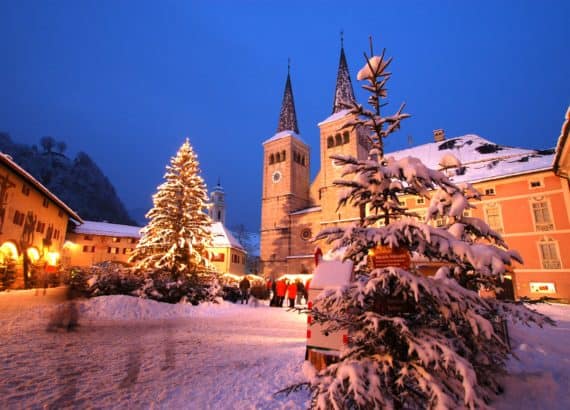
[276,59,300,134]
[332,32,356,114]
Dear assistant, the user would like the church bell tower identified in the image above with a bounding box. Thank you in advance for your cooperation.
[260,63,310,279]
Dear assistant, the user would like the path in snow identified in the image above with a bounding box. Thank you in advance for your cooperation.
[0,294,310,409]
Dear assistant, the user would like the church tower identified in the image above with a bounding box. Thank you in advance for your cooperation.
[260,65,310,279]
[210,180,225,224]
[317,37,369,222]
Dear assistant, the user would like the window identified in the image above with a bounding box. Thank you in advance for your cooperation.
[107,247,120,254]
[84,235,93,241]
[53,229,60,240]
[22,185,30,196]
[42,198,49,208]
[269,154,274,165]
[281,150,286,161]
[335,134,342,146]
[58,210,64,218]
[112,237,121,243]
[327,136,334,148]
[36,221,46,233]
[484,187,495,196]
[12,210,24,226]
[130,238,137,244]
[532,200,554,231]
[211,253,224,262]
[416,197,425,205]
[530,180,543,189]
[530,282,556,294]
[343,131,349,144]
[82,245,95,253]
[301,155,306,166]
[538,239,561,269]
[275,152,281,162]
[484,203,503,233]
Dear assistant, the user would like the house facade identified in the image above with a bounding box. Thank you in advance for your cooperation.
[0,152,82,289]
[259,43,570,301]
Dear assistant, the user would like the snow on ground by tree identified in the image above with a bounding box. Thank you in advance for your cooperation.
[0,291,568,409]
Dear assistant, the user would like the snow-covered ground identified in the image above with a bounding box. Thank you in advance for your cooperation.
[0,290,568,409]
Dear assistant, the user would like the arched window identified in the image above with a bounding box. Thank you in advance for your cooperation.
[282,150,286,161]
[275,152,281,162]
[269,154,274,165]
[327,136,334,148]
[343,131,349,144]
[335,133,342,146]
[301,155,306,166]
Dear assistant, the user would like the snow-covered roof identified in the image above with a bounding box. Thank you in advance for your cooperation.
[262,130,306,145]
[290,206,321,215]
[211,222,246,252]
[73,220,142,238]
[318,109,351,126]
[0,152,82,222]
[389,134,555,184]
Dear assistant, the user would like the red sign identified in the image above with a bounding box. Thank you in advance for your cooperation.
[369,246,410,269]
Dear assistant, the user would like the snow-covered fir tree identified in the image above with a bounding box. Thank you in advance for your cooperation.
[302,41,553,409]
[130,138,213,279]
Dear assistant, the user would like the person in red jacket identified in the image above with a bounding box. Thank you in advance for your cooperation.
[275,279,287,307]
[286,281,297,308]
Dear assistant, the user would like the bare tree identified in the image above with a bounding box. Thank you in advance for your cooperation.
[40,136,55,154]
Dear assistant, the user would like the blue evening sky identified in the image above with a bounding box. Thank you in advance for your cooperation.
[0,1,568,231]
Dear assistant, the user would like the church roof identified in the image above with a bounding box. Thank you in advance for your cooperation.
[211,222,246,252]
[332,46,356,114]
[276,70,299,135]
[390,134,555,183]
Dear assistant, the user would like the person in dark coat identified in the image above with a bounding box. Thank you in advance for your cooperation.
[296,280,305,305]
[239,276,251,304]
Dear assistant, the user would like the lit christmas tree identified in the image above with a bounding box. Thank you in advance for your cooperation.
[130,138,213,279]
[300,40,553,409]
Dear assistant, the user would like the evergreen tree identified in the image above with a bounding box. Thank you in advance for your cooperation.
[130,138,213,279]
[302,41,553,409]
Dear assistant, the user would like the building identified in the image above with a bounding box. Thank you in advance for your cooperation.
[63,220,140,267]
[63,183,247,277]
[259,43,570,301]
[0,152,82,289]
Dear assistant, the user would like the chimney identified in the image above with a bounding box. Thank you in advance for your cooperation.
[433,129,445,142]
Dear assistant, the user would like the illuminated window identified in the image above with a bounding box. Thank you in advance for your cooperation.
[484,203,503,233]
[112,237,121,243]
[211,253,224,262]
[538,238,561,269]
[530,282,556,294]
[532,200,554,231]
[107,247,120,254]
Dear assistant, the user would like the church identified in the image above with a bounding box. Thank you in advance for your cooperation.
[259,44,570,302]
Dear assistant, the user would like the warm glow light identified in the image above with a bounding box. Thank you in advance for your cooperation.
[0,242,18,260]
[46,251,60,266]
[63,240,80,251]
[26,247,40,263]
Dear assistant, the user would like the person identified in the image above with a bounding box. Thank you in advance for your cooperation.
[239,276,251,304]
[296,280,305,305]
[269,279,277,307]
[275,279,287,307]
[287,281,297,308]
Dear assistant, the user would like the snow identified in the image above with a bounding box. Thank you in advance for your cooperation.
[309,259,353,289]
[74,220,142,238]
[211,221,245,251]
[262,130,306,145]
[0,291,568,409]
[390,134,555,184]
[317,109,351,126]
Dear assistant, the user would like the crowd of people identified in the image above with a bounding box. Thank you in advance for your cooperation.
[266,278,311,308]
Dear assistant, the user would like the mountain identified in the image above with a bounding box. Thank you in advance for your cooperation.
[0,132,136,225]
